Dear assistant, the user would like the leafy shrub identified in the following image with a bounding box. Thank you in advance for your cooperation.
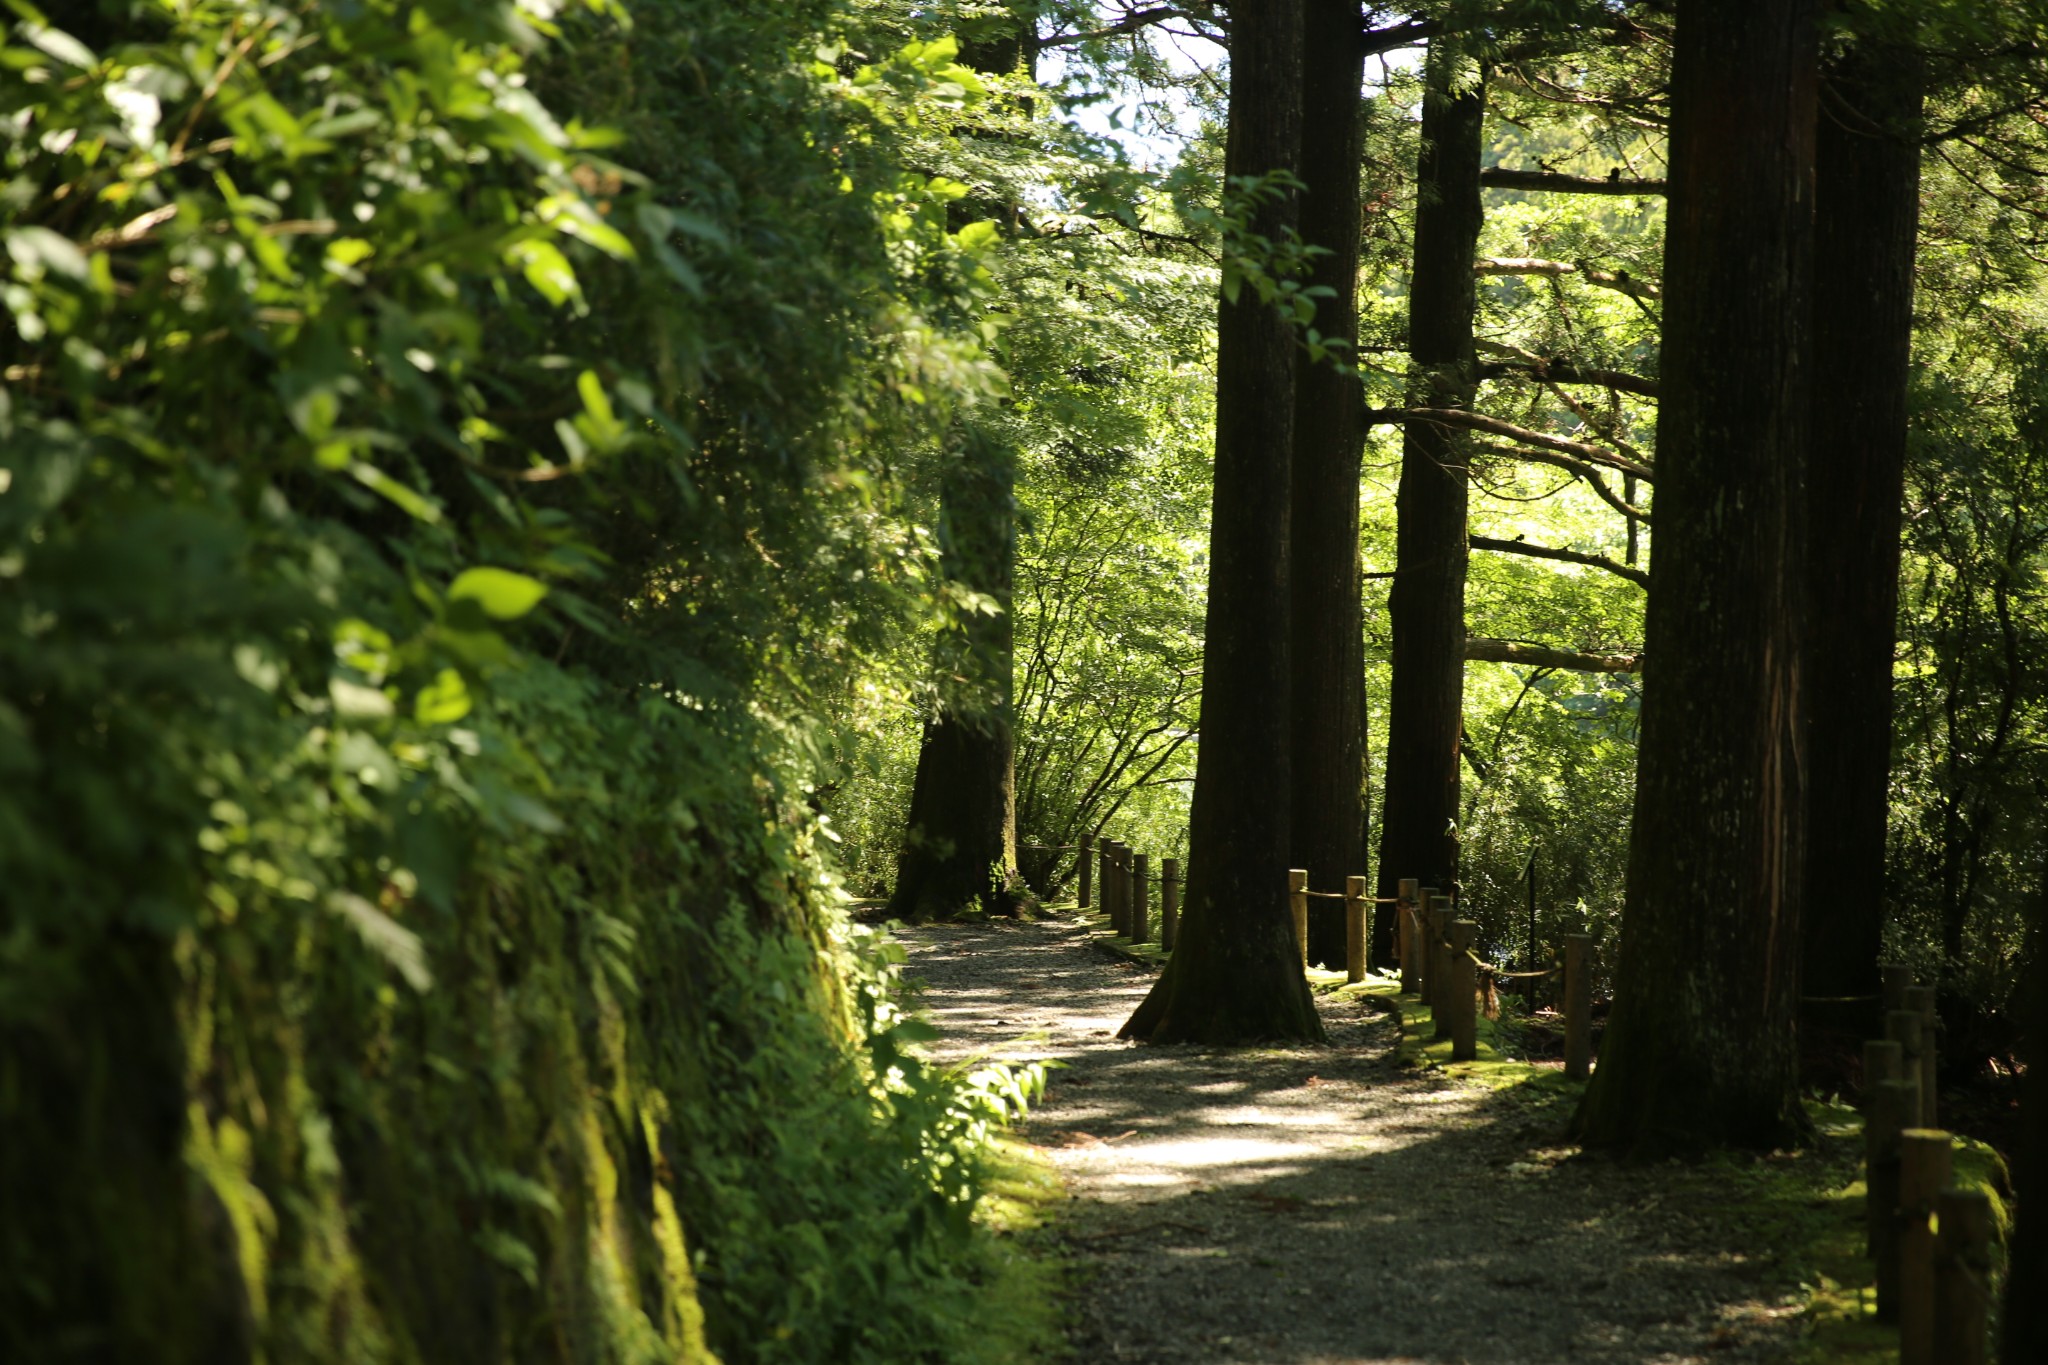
[0,1,1031,1360]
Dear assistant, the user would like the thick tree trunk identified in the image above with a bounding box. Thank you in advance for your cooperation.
[2005,887,2046,1361]
[1799,27,1921,1043]
[887,440,1026,920]
[1123,0,1322,1044]
[1372,44,1484,965]
[1572,0,1818,1152]
[1291,0,1369,968]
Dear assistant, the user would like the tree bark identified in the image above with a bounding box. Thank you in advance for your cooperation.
[2005,882,2046,1362]
[1798,19,1921,1043]
[1372,43,1484,965]
[1123,0,1322,1044]
[1290,0,1369,968]
[1571,0,1818,1153]
[887,436,1027,920]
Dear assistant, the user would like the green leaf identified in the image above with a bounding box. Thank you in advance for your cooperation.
[5,226,89,281]
[330,676,395,720]
[414,667,473,724]
[18,21,95,69]
[328,891,431,991]
[448,567,549,620]
[506,238,582,309]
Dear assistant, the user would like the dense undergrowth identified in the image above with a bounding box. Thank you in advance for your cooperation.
[0,1,1046,1359]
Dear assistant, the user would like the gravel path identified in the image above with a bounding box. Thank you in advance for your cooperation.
[898,914,1812,1365]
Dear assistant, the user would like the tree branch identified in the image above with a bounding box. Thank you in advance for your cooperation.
[1470,534,1649,588]
[1476,358,1660,398]
[1475,256,1662,300]
[1372,406,1654,480]
[1480,168,1667,196]
[1471,442,1652,521]
[1464,637,1642,673]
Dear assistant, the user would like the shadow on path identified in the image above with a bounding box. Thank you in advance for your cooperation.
[900,916,1812,1365]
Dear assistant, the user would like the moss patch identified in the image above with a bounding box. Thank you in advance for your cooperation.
[960,1139,1070,1364]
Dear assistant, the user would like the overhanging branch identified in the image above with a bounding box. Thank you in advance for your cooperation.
[1470,534,1649,588]
[1476,256,1662,300]
[1372,406,1654,481]
[1464,637,1642,673]
[1481,168,1667,196]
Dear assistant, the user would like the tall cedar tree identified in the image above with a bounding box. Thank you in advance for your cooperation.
[887,21,1029,920]
[887,437,1027,919]
[1799,18,1921,1043]
[1292,0,1370,967]
[1572,0,1818,1151]
[1123,0,1324,1043]
[1373,45,1484,964]
[2006,893,2045,1359]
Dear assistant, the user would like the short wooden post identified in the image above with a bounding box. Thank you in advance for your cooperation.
[1882,962,1913,1014]
[1906,984,1938,1127]
[1415,884,1438,1001]
[1398,877,1421,993]
[1564,934,1593,1081]
[1869,1076,1918,1317]
[1161,857,1181,951]
[1131,852,1151,945]
[1862,1040,1904,1246]
[1898,1128,1952,1365]
[1429,900,1454,1039]
[1077,835,1092,910]
[1887,1008,1925,1135]
[1098,840,1114,928]
[1449,919,1478,1061]
[1934,1186,1994,1365]
[1288,868,1309,969]
[1119,844,1135,939]
[1344,875,1368,983]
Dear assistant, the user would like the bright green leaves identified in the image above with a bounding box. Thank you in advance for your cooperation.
[414,667,472,725]
[507,236,584,311]
[449,566,549,621]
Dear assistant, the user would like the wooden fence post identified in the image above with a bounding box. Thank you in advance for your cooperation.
[1288,869,1309,969]
[1898,1128,1952,1365]
[1869,1076,1918,1319]
[1882,962,1913,1014]
[1161,857,1180,951]
[1429,899,1454,1039]
[1398,877,1421,993]
[1099,840,1115,930]
[1345,875,1368,983]
[1564,934,1593,1081]
[1132,852,1150,945]
[1906,984,1938,1127]
[1416,884,1438,1002]
[1862,1039,1903,1249]
[1077,835,1092,910]
[1450,919,1478,1061]
[1119,844,1134,939]
[1887,1008,1924,1133]
[1935,1186,1994,1365]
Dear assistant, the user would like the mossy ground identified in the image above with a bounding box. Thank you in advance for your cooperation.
[958,1139,1070,1364]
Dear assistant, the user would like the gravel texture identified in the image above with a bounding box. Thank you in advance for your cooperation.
[898,913,1813,1365]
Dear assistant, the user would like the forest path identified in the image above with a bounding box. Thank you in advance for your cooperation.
[898,915,1811,1365]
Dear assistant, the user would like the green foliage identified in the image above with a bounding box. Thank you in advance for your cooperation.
[0,0,1048,1359]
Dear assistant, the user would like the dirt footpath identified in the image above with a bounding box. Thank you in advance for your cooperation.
[899,914,1812,1365]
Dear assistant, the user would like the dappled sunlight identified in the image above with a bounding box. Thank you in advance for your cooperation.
[899,916,1816,1365]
